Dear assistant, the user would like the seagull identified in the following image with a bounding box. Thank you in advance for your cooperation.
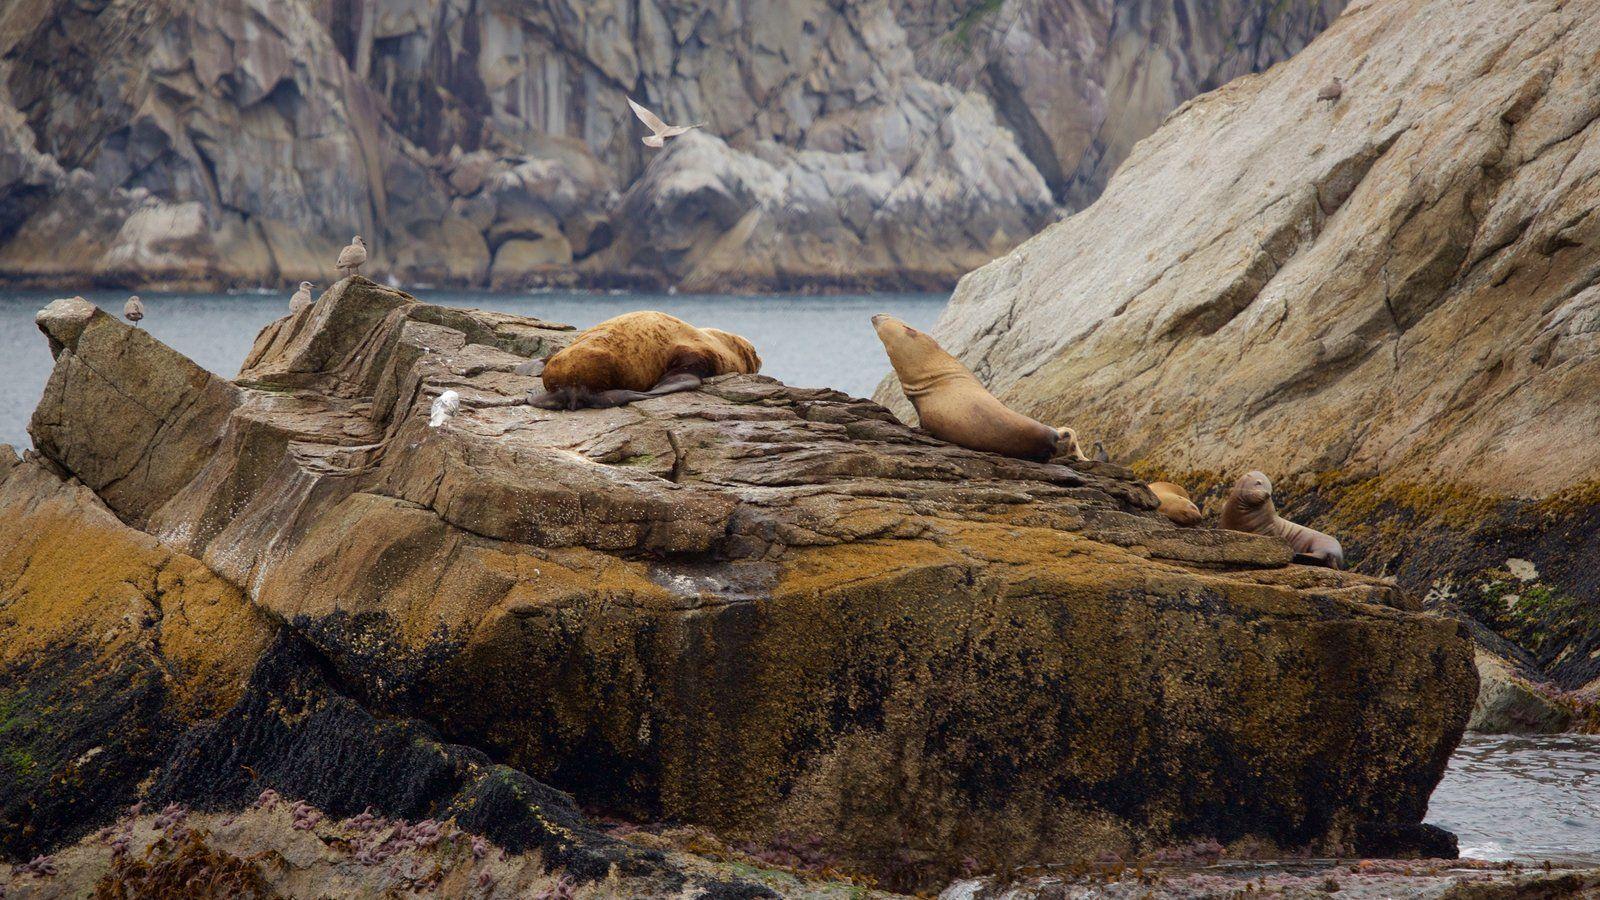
[1091,441,1110,463]
[1317,76,1344,104]
[123,295,144,324]
[337,235,368,276]
[627,97,702,148]
[290,281,314,313]
[430,390,460,428]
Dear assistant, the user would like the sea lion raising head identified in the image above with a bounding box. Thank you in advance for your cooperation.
[529,311,761,410]
[1219,470,1344,569]
[1148,481,1203,526]
[872,314,1080,463]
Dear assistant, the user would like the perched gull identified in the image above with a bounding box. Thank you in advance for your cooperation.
[290,281,314,313]
[337,235,368,276]
[430,390,460,428]
[1317,76,1344,104]
[627,97,702,148]
[1091,440,1110,463]
[123,295,144,324]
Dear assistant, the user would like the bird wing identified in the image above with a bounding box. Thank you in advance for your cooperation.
[659,123,702,138]
[337,244,366,267]
[628,97,668,133]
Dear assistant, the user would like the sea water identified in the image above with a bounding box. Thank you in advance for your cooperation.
[0,288,946,450]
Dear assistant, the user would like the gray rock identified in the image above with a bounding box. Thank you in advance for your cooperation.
[0,0,1344,290]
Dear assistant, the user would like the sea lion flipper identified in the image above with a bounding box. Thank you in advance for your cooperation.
[528,387,581,410]
[590,372,706,407]
[643,371,705,397]
[1291,551,1342,570]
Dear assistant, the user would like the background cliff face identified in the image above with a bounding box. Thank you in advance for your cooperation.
[0,0,1344,291]
[883,0,1600,701]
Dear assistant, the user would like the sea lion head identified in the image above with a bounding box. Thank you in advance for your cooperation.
[872,314,962,394]
[1233,470,1273,508]
[703,328,762,373]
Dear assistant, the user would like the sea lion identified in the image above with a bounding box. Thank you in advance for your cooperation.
[1148,481,1203,526]
[1219,471,1344,569]
[872,314,1079,463]
[528,311,761,410]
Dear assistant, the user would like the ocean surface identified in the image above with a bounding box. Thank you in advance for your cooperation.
[1428,733,1600,866]
[1,289,1598,867]
[0,288,946,450]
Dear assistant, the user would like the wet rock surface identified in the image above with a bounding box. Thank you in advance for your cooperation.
[2,278,1477,890]
[876,0,1600,709]
[0,0,1343,291]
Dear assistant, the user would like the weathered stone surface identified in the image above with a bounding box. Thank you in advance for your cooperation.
[940,864,1600,899]
[876,0,1600,694]
[0,0,1342,290]
[12,279,1475,888]
[0,445,274,859]
[1469,649,1572,735]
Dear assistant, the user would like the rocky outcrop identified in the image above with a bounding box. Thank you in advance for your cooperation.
[4,278,1475,890]
[0,0,1343,291]
[878,0,1600,700]
[1469,649,1572,735]
[0,443,274,859]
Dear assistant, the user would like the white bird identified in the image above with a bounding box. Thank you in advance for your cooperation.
[429,390,460,428]
[1317,76,1344,104]
[123,295,144,324]
[337,235,368,276]
[289,281,314,313]
[627,97,702,148]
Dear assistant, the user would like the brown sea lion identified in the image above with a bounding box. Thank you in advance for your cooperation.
[528,311,761,409]
[1220,471,1344,569]
[872,314,1080,463]
[1149,481,1203,526]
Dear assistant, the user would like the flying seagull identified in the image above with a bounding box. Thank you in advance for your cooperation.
[290,281,314,313]
[1317,76,1344,104]
[123,295,144,324]
[337,235,368,276]
[627,97,702,148]
[430,389,461,428]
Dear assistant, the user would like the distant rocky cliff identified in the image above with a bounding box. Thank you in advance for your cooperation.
[0,0,1343,291]
[877,0,1600,715]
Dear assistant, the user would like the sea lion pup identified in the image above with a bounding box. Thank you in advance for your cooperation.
[1220,471,1344,569]
[872,314,1079,463]
[528,311,761,410]
[1149,481,1203,526]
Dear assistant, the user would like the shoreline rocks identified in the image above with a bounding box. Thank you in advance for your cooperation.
[2,278,1477,890]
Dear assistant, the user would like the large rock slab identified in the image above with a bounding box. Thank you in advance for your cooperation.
[877,0,1600,695]
[17,278,1475,888]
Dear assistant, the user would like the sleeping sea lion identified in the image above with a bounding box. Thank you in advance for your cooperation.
[1219,471,1344,569]
[872,314,1080,463]
[1148,481,1203,526]
[528,311,761,409]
